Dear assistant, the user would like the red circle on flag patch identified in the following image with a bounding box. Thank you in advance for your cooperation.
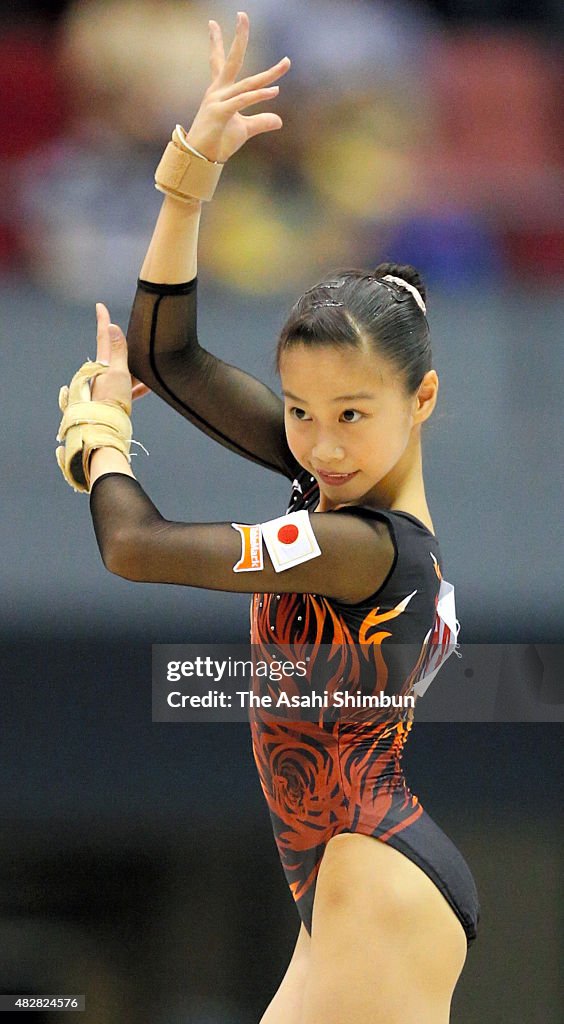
[277,524,299,545]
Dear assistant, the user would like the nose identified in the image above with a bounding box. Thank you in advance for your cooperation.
[312,439,345,465]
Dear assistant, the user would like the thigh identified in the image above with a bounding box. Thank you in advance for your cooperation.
[258,921,311,1024]
[302,833,468,1024]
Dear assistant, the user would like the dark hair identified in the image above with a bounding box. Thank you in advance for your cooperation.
[276,262,431,394]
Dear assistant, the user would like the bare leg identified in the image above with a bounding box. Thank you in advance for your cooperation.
[258,921,311,1024]
[301,834,468,1024]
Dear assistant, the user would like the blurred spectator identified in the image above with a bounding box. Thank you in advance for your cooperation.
[381,211,505,286]
[9,0,214,303]
[424,0,563,29]
[5,1,444,300]
[0,22,68,269]
[421,30,561,210]
[418,29,563,279]
[3,0,563,298]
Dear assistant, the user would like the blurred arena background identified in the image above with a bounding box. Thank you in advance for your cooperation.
[1,1,562,1021]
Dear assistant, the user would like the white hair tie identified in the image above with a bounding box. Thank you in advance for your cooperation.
[382,274,426,314]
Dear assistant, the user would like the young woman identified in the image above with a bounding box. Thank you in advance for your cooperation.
[56,12,479,1023]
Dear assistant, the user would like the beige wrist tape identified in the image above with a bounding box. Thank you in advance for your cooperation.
[154,126,224,203]
[55,360,133,493]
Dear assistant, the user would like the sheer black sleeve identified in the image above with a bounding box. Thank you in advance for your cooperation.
[89,473,395,605]
[126,278,299,479]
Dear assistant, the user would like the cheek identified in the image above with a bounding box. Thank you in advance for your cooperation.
[284,417,302,455]
[358,413,408,464]
[383,399,412,435]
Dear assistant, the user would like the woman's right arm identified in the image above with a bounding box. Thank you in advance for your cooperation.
[126,13,298,478]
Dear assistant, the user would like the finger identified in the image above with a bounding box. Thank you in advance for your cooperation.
[220,56,291,100]
[95,302,111,365]
[208,20,225,79]
[107,322,129,371]
[242,112,284,137]
[223,85,280,116]
[217,10,249,85]
[132,380,151,401]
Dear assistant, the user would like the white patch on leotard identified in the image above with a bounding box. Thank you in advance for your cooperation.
[412,565,461,697]
[261,510,321,572]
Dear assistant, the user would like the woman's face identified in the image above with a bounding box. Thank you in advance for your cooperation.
[279,341,432,510]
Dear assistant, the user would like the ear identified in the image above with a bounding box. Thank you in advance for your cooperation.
[411,370,438,425]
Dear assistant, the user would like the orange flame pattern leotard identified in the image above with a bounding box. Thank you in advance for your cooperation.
[249,467,480,945]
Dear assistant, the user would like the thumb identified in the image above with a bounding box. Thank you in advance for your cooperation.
[109,323,125,345]
[108,322,129,370]
[245,112,283,138]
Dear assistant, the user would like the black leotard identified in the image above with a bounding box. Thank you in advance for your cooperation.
[88,278,480,946]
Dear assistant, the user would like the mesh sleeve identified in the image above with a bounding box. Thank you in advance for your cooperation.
[126,278,299,478]
[89,473,395,603]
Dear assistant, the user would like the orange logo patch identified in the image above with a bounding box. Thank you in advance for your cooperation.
[231,523,264,572]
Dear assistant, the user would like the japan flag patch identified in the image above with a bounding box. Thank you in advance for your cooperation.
[261,510,322,572]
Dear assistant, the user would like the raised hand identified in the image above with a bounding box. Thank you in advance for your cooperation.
[91,303,134,410]
[185,11,291,164]
[91,303,150,403]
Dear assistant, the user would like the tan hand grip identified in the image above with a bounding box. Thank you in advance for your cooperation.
[154,129,224,203]
[55,360,133,493]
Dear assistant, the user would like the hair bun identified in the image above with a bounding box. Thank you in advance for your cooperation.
[373,262,427,306]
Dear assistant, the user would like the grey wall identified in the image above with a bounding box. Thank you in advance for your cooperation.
[2,275,562,642]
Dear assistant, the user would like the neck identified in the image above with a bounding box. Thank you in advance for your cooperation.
[350,427,429,515]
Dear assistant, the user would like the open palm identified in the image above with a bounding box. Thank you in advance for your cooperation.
[185,11,291,164]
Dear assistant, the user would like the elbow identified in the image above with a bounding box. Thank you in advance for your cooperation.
[101,528,146,581]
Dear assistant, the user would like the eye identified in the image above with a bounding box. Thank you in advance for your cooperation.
[341,409,362,423]
[289,407,312,421]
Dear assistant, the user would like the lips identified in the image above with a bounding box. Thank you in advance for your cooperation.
[315,470,358,487]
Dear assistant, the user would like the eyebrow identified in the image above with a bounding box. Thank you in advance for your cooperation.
[282,390,377,402]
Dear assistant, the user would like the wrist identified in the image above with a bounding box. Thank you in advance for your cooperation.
[56,360,135,494]
[154,126,224,204]
[89,447,136,489]
[176,125,222,166]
